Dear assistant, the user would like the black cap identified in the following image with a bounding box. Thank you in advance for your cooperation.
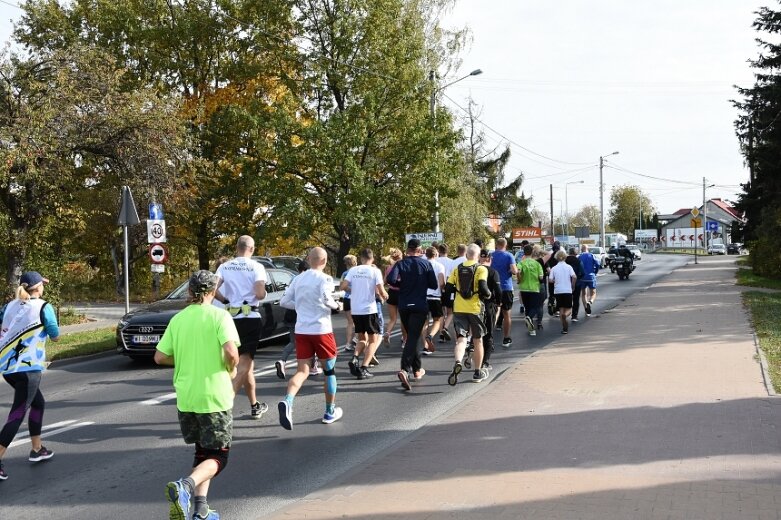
[479,249,491,258]
[407,238,421,250]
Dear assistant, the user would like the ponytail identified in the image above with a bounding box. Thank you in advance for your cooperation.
[15,285,31,301]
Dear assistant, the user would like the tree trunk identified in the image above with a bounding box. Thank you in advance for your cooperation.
[197,218,211,270]
[334,224,353,278]
[110,242,124,296]
[5,224,26,299]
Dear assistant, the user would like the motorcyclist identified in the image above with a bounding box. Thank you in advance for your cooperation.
[617,244,634,264]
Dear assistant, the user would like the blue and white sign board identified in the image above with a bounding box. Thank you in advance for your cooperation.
[147,219,167,243]
[149,203,164,220]
[706,221,718,232]
[405,232,444,248]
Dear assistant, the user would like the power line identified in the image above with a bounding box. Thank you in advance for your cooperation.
[0,0,20,9]
[605,162,701,187]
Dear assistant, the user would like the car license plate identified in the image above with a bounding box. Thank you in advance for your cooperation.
[132,335,160,344]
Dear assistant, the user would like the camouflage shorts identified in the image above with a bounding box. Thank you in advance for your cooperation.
[177,410,233,449]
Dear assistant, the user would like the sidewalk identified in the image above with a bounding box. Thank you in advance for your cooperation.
[266,257,781,520]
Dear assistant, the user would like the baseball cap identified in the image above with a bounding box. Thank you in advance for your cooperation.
[189,270,218,295]
[407,238,421,250]
[479,249,491,259]
[20,271,49,288]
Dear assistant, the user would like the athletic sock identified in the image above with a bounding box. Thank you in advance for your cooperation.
[194,496,209,518]
[326,403,335,415]
[182,476,196,495]
[284,394,294,407]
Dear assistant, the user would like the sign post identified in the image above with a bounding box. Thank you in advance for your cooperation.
[148,204,166,299]
[117,186,140,314]
[691,208,701,265]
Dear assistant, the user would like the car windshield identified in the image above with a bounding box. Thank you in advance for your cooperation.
[589,248,601,254]
[271,256,302,271]
[166,281,190,300]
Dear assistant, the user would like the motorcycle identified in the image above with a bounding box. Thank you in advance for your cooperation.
[614,256,635,280]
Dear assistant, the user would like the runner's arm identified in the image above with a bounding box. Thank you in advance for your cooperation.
[222,340,239,374]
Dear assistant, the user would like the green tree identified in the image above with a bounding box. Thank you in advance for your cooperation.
[607,185,654,238]
[571,204,600,233]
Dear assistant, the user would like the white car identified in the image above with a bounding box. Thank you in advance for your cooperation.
[587,247,607,268]
[626,244,642,260]
[708,244,726,255]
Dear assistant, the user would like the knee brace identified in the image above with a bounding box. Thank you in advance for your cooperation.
[323,357,337,394]
[194,444,230,476]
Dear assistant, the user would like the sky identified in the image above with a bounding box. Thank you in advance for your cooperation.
[0,1,763,219]
[442,0,762,218]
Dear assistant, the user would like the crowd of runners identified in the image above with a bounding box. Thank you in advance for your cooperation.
[0,234,602,520]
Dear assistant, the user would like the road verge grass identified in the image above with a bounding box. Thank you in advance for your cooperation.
[736,266,781,290]
[49,327,116,362]
[742,292,781,393]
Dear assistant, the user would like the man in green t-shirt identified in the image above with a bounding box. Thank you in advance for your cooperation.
[517,244,544,337]
[155,270,240,520]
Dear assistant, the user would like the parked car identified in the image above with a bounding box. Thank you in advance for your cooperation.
[708,244,726,255]
[626,244,642,260]
[116,267,296,360]
[587,247,607,268]
[727,243,742,255]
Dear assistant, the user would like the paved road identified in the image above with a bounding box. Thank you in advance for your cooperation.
[0,254,688,519]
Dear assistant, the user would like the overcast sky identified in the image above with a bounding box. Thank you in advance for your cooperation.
[0,1,764,219]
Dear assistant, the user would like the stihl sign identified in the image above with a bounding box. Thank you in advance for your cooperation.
[512,227,542,241]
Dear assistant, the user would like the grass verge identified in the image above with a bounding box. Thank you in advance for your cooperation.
[49,327,116,362]
[743,291,781,393]
[736,266,781,290]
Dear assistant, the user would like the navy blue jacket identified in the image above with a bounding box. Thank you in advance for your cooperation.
[386,255,438,313]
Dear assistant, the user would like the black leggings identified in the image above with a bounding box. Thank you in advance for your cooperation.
[0,371,45,448]
[399,309,427,373]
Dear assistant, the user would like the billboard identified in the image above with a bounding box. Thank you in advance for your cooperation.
[634,229,657,240]
[512,227,542,243]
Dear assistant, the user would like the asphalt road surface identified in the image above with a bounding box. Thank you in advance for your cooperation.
[0,254,689,519]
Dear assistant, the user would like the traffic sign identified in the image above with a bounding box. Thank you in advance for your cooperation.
[151,264,165,273]
[691,207,700,217]
[149,243,168,264]
[117,186,140,226]
[147,219,167,243]
[706,221,718,232]
[691,218,701,228]
[149,203,164,220]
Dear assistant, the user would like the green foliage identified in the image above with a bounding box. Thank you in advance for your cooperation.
[48,327,116,362]
[743,291,781,392]
[607,185,654,238]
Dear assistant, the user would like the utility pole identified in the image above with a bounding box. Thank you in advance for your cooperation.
[703,176,707,252]
[550,183,554,244]
[599,156,605,247]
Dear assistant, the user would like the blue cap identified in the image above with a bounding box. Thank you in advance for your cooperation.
[20,271,49,288]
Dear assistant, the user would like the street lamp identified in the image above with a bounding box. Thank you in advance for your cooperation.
[565,180,584,237]
[431,68,483,233]
[599,151,619,247]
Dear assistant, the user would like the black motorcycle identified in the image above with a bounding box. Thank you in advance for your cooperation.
[614,255,635,280]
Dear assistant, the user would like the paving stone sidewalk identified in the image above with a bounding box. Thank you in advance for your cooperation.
[266,257,781,520]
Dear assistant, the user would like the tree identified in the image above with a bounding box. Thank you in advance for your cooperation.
[571,204,600,233]
[733,3,781,275]
[607,185,654,238]
[0,45,183,292]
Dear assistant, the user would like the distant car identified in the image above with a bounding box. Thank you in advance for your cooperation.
[116,267,296,360]
[626,244,642,260]
[727,243,742,255]
[269,255,304,271]
[587,247,607,268]
[708,244,726,255]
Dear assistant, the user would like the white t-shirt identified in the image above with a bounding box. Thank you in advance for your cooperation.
[550,262,576,295]
[279,269,339,334]
[216,257,267,319]
[344,264,383,315]
[427,259,446,298]
[435,256,454,279]
[451,256,466,273]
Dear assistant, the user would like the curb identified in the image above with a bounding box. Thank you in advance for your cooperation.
[753,331,777,397]
[49,349,118,368]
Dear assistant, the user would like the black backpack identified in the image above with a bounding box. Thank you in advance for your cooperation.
[457,263,477,299]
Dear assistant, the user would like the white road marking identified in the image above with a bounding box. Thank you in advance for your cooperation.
[140,392,177,406]
[9,421,95,448]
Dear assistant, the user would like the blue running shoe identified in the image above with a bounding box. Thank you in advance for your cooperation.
[194,509,220,520]
[278,400,293,430]
[166,479,191,520]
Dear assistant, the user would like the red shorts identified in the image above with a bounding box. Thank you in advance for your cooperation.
[295,332,338,360]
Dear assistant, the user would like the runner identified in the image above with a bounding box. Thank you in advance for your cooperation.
[341,255,358,352]
[549,250,577,334]
[385,239,438,390]
[0,272,60,482]
[156,270,240,520]
[382,248,403,348]
[565,247,586,322]
[214,235,268,420]
[277,247,342,429]
[275,260,308,380]
[578,244,600,316]
[445,244,492,386]
[545,241,562,317]
[517,244,544,336]
[423,246,446,355]
[478,249,502,368]
[490,237,518,348]
[436,243,455,343]
[342,248,388,380]
[532,245,548,330]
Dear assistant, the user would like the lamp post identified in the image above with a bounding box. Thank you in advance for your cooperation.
[565,180,584,237]
[599,151,619,247]
[431,68,483,233]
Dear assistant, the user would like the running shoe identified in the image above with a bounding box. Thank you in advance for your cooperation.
[438,333,447,343]
[585,301,592,316]
[463,351,472,369]
[278,400,293,430]
[537,321,543,331]
[422,348,434,356]
[397,370,412,390]
[572,317,579,322]
[194,509,220,520]
[344,340,356,352]
[368,356,380,367]
[525,316,535,332]
[382,334,391,348]
[28,446,54,462]
[275,360,286,380]
[166,479,192,520]
[309,362,322,376]
[348,356,360,377]
[250,402,269,420]
[530,329,537,336]
[0,462,7,481]
[424,335,436,353]
[481,362,492,371]
[441,329,452,341]
[358,366,374,380]
[561,330,568,334]
[413,368,426,380]
[448,362,463,386]
[472,368,489,383]
[502,337,512,349]
[322,407,344,424]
